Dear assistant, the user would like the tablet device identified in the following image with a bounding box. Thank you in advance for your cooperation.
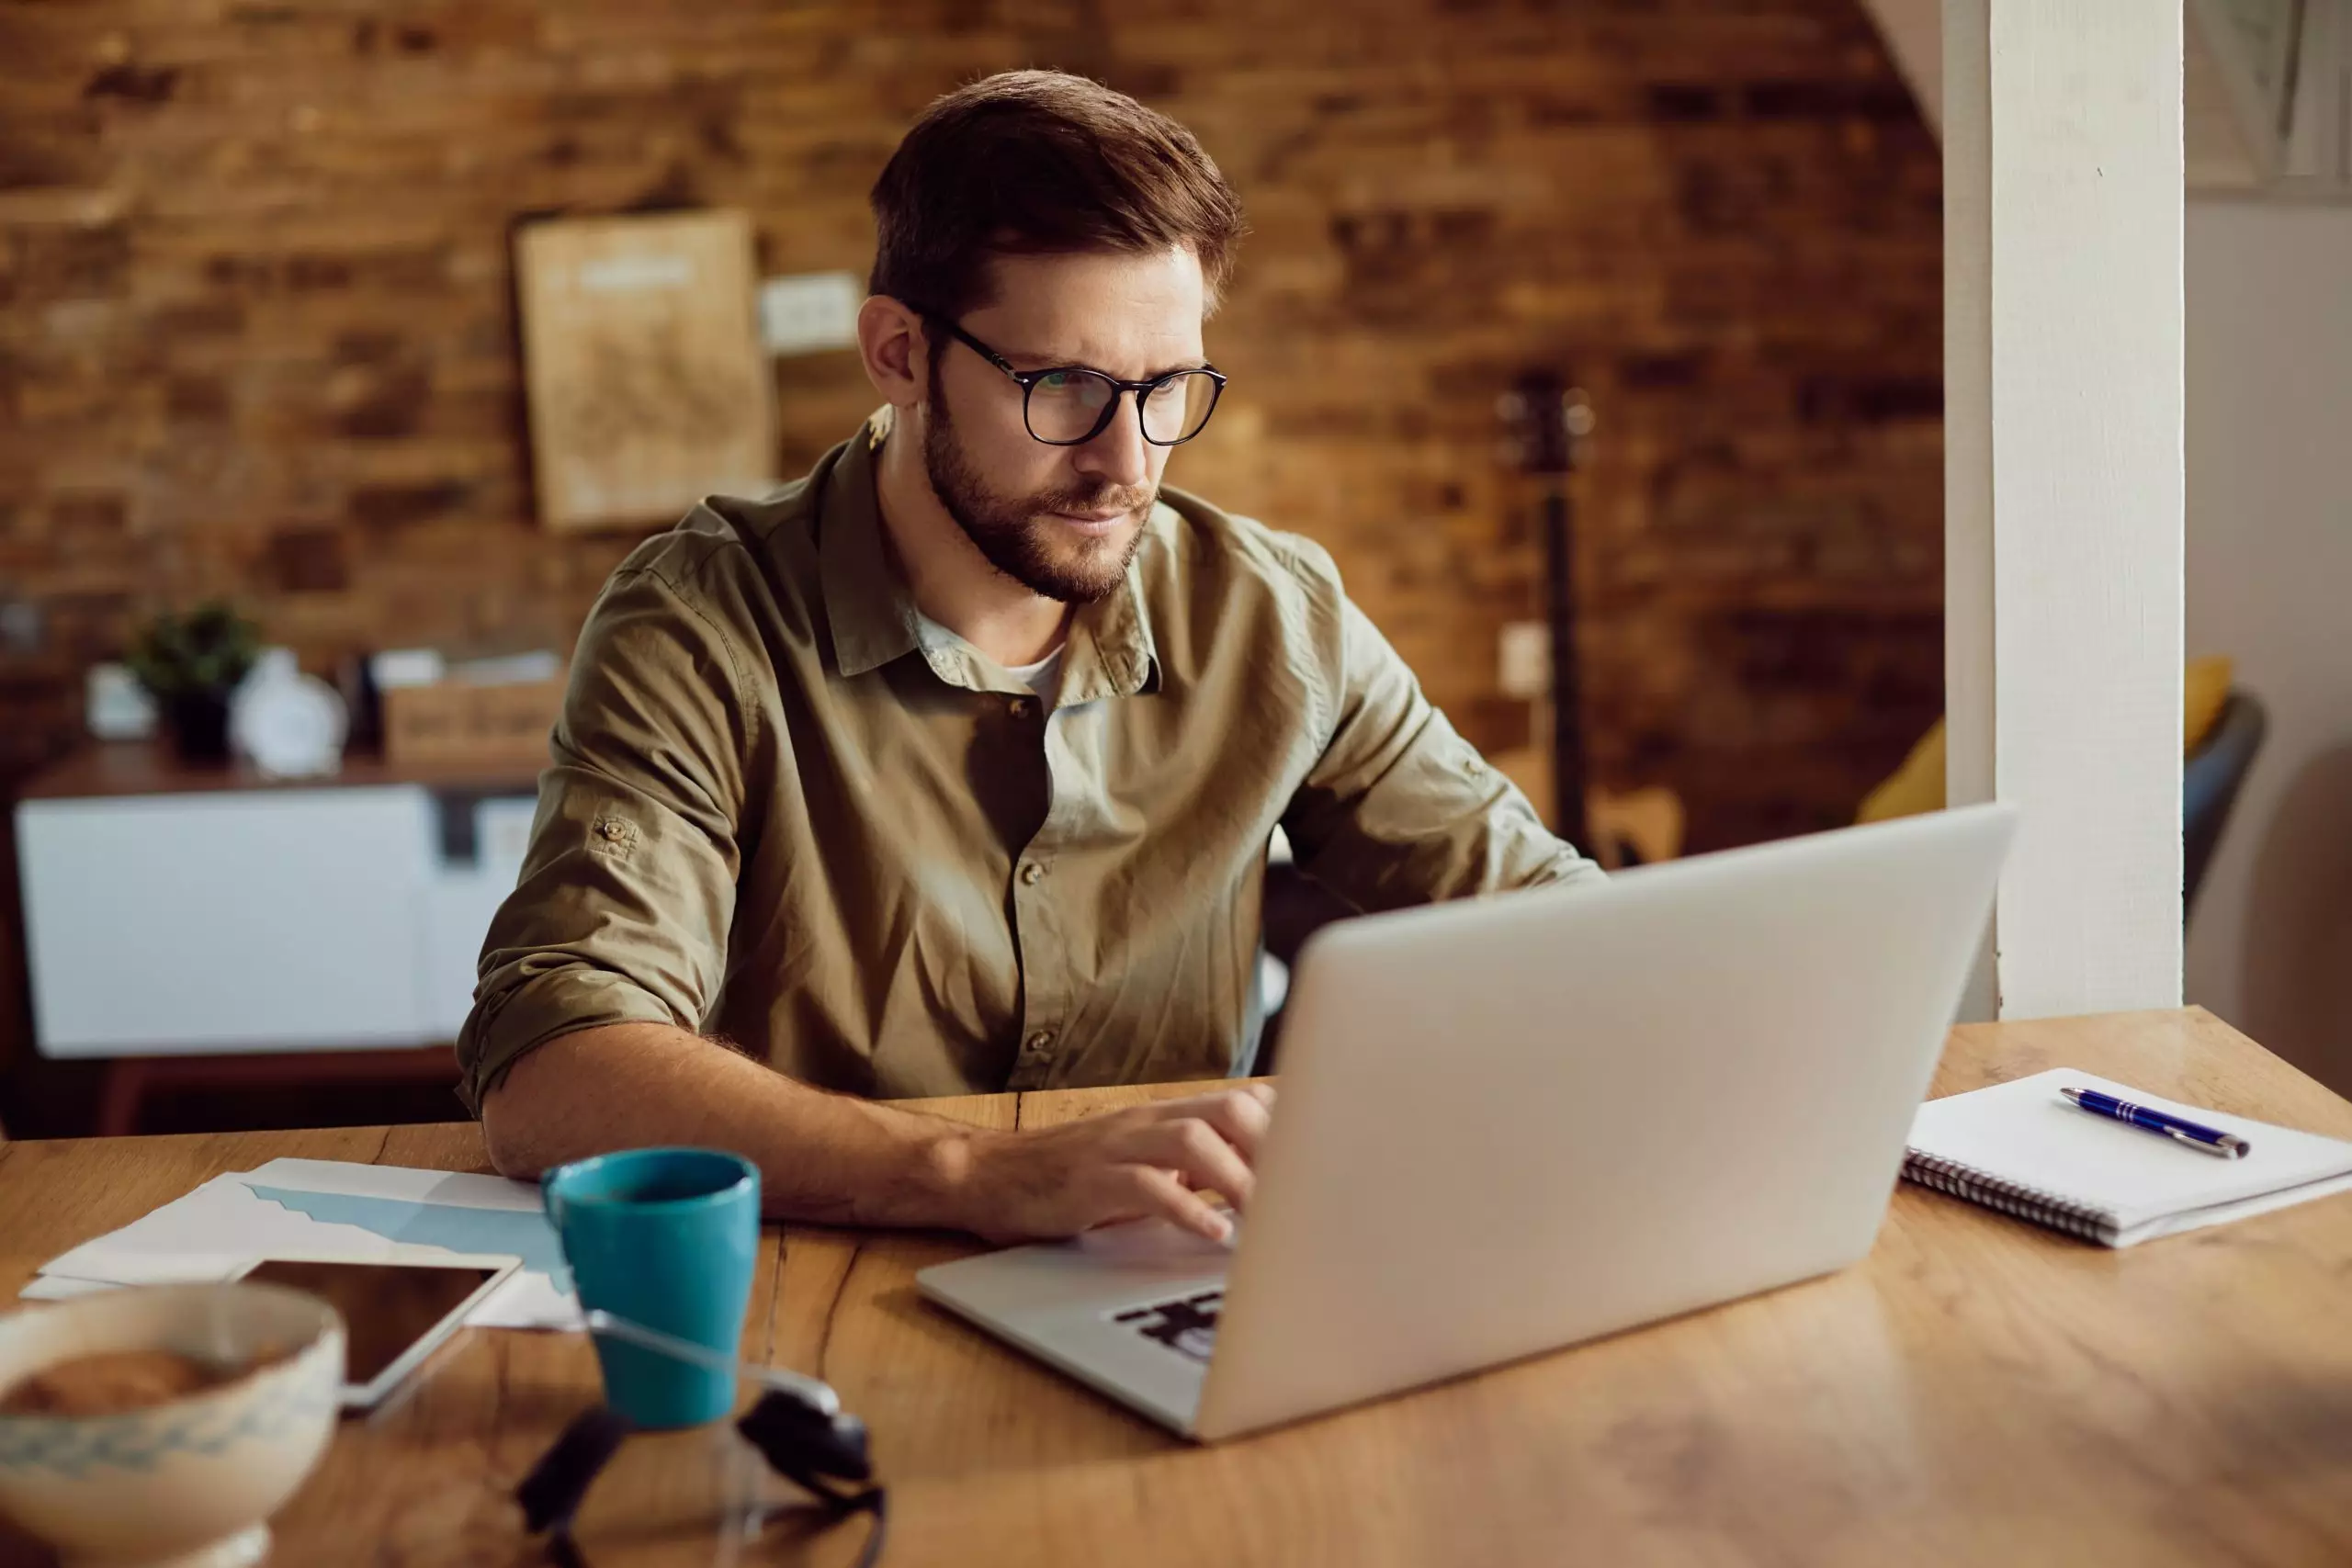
[232,1253,521,1409]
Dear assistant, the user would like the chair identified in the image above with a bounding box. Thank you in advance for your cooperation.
[2184,689,2267,919]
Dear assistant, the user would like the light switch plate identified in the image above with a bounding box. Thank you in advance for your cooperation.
[1498,620,1550,698]
[758,271,863,355]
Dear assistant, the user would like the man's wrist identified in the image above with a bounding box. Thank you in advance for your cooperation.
[915,1122,997,1234]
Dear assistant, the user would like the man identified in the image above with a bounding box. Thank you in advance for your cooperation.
[463,69,1599,1245]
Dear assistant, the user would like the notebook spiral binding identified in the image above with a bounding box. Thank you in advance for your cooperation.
[1901,1151,2119,1246]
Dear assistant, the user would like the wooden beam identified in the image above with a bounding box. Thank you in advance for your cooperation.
[1944,0,2187,1019]
[1944,0,1997,1022]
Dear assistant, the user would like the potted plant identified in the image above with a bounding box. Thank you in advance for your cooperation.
[124,602,263,762]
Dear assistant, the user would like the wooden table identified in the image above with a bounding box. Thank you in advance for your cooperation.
[4,1007,2351,1565]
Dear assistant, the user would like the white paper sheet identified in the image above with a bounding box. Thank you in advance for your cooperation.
[27,1159,582,1328]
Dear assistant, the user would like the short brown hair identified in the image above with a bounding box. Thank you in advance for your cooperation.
[869,70,1244,323]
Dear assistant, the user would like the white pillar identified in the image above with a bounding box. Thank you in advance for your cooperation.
[1943,0,2186,1020]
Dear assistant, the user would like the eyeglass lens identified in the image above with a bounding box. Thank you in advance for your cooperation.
[1025,369,1218,446]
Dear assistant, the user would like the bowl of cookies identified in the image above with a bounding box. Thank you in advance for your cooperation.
[0,1283,344,1567]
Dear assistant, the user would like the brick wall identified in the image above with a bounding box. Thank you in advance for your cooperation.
[0,0,1941,851]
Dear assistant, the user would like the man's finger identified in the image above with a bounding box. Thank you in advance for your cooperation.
[1123,1116,1255,1212]
[1120,1164,1233,1243]
[1176,1087,1272,1160]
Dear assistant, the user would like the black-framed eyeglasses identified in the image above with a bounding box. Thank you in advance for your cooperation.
[518,1313,886,1568]
[919,309,1227,447]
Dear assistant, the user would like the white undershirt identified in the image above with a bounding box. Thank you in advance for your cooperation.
[1002,644,1067,711]
[913,611,1067,711]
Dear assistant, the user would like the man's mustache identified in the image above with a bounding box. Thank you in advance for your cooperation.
[1031,482,1154,517]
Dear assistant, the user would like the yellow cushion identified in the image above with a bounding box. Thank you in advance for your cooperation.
[1856,722,1948,824]
[1856,656,2237,825]
[2183,654,2233,755]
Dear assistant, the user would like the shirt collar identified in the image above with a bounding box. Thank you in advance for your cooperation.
[817,410,924,680]
[1060,536,1159,705]
[818,407,1161,700]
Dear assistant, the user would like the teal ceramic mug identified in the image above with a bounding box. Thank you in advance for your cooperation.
[542,1147,761,1429]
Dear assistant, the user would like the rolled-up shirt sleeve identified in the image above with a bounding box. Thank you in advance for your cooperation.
[1276,537,1603,912]
[455,561,756,1115]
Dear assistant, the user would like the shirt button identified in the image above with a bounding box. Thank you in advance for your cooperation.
[1008,697,1031,718]
[1020,863,1045,886]
[597,818,627,840]
[1025,1030,1056,1053]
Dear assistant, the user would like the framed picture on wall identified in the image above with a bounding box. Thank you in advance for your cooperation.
[2189,0,2352,194]
[514,209,777,532]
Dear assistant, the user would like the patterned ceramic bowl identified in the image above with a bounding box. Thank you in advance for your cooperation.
[0,1283,344,1567]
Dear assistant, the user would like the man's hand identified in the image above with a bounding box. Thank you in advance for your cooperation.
[481,1026,1277,1242]
[950,1084,1276,1245]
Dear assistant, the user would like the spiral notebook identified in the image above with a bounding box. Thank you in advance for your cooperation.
[1903,1068,2352,1247]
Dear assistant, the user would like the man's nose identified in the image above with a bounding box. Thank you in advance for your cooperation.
[1071,394,1152,489]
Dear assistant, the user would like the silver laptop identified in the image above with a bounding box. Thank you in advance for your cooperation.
[918,804,2017,1442]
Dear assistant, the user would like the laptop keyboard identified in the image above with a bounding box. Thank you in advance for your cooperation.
[1110,1288,1224,1364]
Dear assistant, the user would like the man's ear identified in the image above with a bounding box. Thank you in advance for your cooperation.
[857,296,929,412]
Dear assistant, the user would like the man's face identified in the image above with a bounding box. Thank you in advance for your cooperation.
[921,246,1206,604]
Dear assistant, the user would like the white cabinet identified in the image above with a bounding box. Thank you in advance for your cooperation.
[418,870,515,1042]
[15,783,525,1058]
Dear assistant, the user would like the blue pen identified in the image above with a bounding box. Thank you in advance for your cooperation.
[2059,1087,2251,1159]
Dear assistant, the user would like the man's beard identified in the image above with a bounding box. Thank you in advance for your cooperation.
[922,372,1154,605]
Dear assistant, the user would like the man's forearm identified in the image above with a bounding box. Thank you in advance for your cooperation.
[478,1023,981,1228]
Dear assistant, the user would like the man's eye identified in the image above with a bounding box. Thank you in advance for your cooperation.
[1038,371,1073,390]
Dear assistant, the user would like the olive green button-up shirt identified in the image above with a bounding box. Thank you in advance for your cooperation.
[456,412,1600,1113]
